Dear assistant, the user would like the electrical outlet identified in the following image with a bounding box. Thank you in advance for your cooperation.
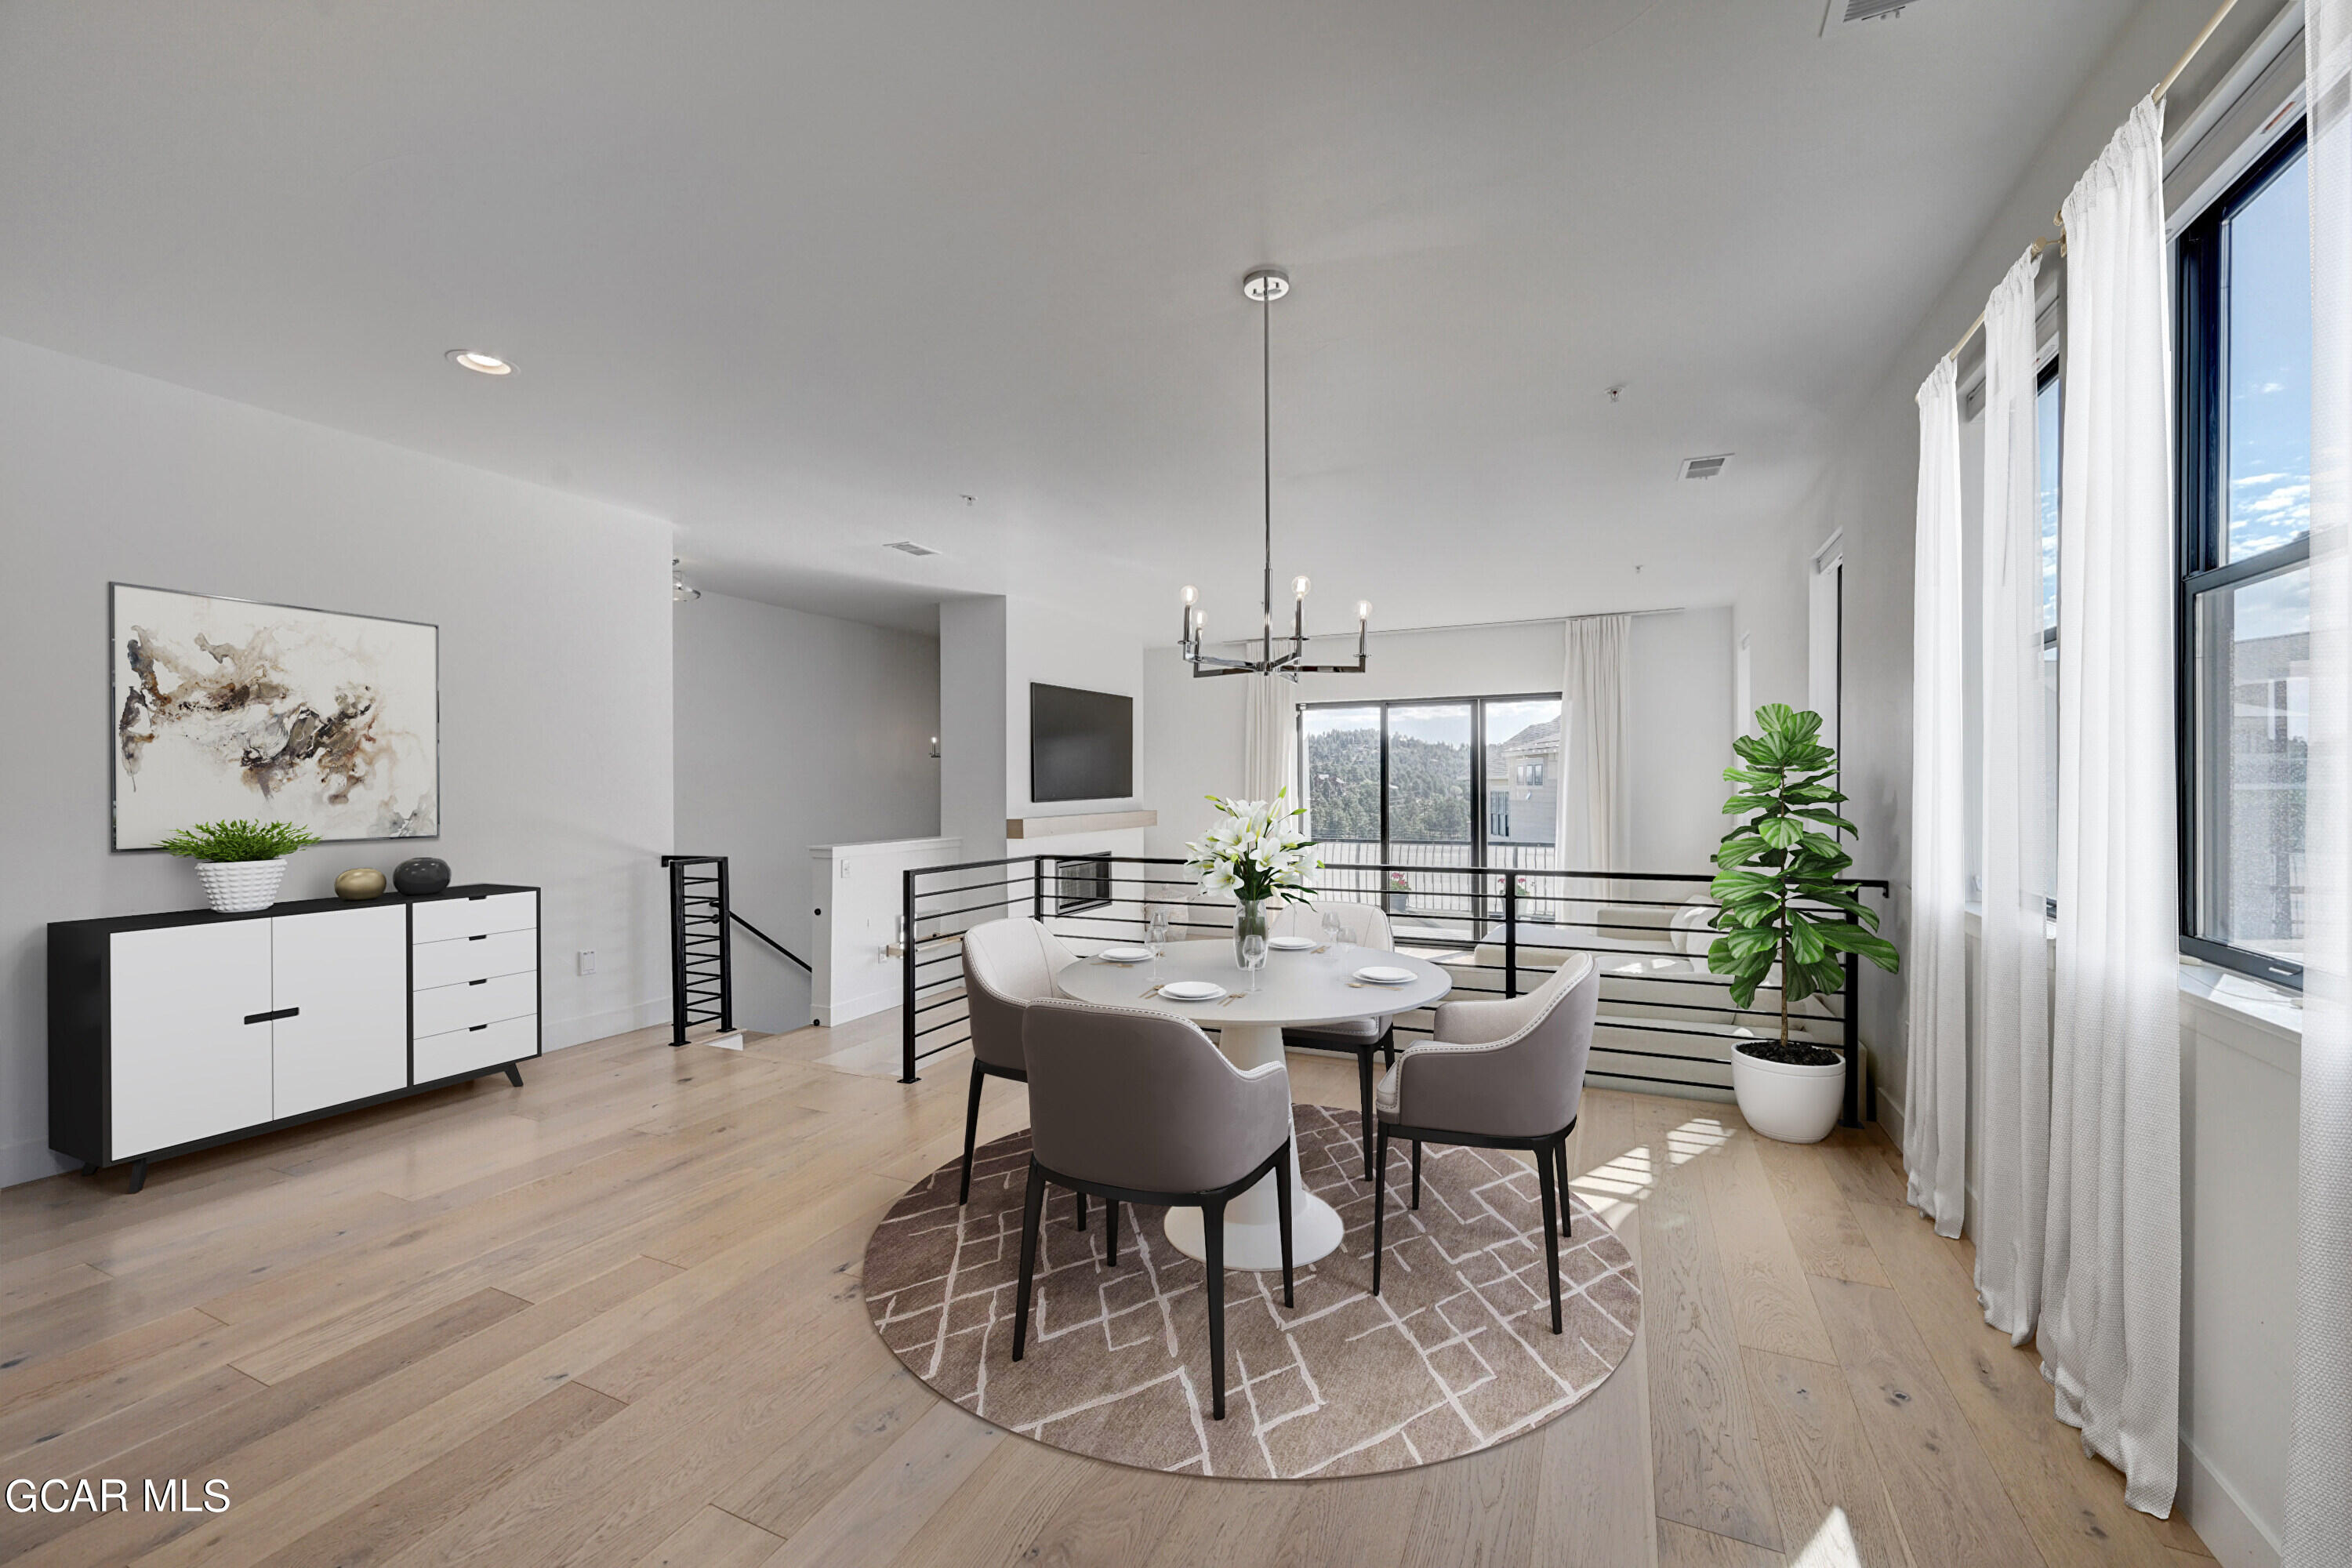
[576,949,597,976]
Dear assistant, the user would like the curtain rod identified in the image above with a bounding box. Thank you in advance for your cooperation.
[1943,0,2245,366]
[2156,0,2242,103]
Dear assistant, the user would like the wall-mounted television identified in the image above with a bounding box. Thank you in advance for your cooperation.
[1030,683,1133,802]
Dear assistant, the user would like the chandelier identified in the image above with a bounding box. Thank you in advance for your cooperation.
[1178,267,1369,680]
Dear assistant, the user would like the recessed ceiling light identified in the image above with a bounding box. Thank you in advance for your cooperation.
[446,350,514,376]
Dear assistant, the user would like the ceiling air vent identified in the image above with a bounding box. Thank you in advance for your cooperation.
[1821,0,1913,32]
[1678,454,1732,481]
[884,539,940,557]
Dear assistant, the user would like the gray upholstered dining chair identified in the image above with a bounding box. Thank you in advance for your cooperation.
[1271,900,1399,1181]
[958,918,1089,1232]
[1011,998,1294,1421]
[1369,952,1598,1334]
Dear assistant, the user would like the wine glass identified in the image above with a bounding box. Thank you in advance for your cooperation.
[1145,909,1170,975]
[1240,932,1268,991]
[1320,909,1346,960]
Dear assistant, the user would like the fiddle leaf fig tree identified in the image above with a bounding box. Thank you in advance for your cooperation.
[1707,703,1899,1052]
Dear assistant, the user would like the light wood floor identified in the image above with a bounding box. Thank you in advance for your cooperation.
[0,1016,2209,1567]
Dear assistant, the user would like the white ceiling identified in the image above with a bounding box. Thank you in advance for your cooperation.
[1,0,2139,637]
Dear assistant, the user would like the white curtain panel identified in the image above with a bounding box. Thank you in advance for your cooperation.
[1563,615,1630,902]
[1241,673,1294,807]
[2045,96,2180,1518]
[1903,354,1968,1238]
[1974,247,2053,1342]
[2288,5,2352,1560]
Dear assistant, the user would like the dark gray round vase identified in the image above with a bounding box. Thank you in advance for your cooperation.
[393,856,452,896]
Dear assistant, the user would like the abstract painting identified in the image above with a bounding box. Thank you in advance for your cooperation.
[111,583,438,849]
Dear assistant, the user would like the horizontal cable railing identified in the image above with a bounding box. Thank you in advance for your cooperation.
[896,854,1890,1125]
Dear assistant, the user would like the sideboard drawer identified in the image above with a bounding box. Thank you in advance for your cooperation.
[412,891,537,944]
[412,971,536,1037]
[412,928,536,990]
[415,1014,537,1083]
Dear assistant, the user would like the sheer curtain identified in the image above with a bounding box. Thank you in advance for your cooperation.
[1563,615,1629,902]
[1241,673,1294,806]
[2045,96,2180,1518]
[2288,4,2352,1559]
[1904,355,1967,1237]
[1975,248,2053,1340]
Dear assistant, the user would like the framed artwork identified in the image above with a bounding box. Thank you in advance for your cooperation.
[111,583,440,849]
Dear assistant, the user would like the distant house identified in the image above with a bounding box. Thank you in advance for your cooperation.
[1486,718,1559,845]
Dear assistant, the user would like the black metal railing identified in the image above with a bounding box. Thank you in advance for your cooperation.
[895,855,1890,1125]
[664,854,735,1047]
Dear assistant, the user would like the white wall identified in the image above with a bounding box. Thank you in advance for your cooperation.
[673,590,940,1033]
[0,334,674,1188]
[1139,612,1730,872]
[1004,594,1145,822]
[1770,2,2301,1558]
[1628,607,1733,872]
[938,596,1007,860]
[941,593,1146,863]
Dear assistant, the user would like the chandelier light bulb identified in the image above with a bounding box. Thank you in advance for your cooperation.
[1356,601,1371,621]
[1181,584,1197,605]
[1192,608,1206,630]
[1292,575,1310,599]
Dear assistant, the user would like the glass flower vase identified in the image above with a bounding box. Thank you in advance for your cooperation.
[1232,898,1270,969]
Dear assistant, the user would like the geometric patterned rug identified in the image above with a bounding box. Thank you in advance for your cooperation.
[861,1104,1639,1479]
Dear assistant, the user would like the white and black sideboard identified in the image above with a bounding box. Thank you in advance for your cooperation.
[49,884,541,1191]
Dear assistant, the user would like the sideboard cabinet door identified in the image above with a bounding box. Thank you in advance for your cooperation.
[272,906,408,1116]
[109,921,274,1159]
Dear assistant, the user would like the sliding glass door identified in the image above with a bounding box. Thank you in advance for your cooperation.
[1299,692,1563,935]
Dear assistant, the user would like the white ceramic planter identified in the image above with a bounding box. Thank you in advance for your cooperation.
[194,857,291,914]
[1732,1044,1845,1144]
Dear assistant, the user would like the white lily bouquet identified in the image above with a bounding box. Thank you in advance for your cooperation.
[1183,791,1320,964]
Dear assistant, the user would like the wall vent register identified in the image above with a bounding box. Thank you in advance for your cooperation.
[1822,0,1914,31]
[1678,454,1733,481]
[884,539,940,557]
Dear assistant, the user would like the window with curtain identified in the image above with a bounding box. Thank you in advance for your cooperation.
[2177,124,2312,988]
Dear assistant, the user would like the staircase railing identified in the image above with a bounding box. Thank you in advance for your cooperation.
[895,854,1890,1125]
[662,853,816,1047]
[663,855,735,1047]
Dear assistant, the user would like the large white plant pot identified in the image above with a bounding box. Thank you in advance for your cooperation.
[1732,1044,1845,1145]
[194,858,290,914]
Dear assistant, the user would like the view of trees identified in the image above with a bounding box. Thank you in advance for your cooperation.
[1303,724,1471,843]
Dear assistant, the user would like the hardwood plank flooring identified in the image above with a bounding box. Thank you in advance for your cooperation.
[0,1021,2205,1567]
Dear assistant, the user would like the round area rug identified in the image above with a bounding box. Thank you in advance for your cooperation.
[860,1104,1640,1479]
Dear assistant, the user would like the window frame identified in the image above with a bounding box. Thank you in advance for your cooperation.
[2038,354,2061,920]
[2173,119,2310,990]
[1295,690,1563,867]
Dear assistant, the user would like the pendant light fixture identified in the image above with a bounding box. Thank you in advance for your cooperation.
[1178,267,1369,680]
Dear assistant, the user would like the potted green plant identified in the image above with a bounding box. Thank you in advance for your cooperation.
[158,818,322,913]
[1707,705,1899,1142]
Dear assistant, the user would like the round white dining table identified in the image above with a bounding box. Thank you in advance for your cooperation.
[1053,938,1453,1270]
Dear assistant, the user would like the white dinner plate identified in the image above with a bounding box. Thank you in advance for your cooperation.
[1158,979,1229,1002]
[1267,935,1317,952]
[1352,965,1417,986]
[1096,946,1153,964]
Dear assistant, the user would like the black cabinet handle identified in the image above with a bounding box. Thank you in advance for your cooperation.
[243,1007,299,1025]
[467,934,488,942]
[469,1023,489,1032]
[469,978,488,986]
